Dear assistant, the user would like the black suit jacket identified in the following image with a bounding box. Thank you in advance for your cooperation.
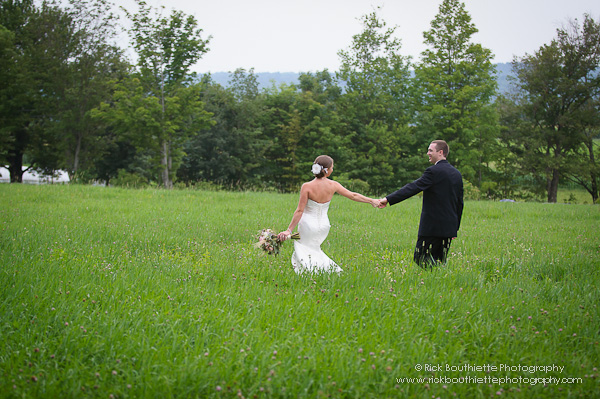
[386,160,463,237]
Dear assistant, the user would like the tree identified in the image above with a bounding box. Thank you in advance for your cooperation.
[229,67,260,102]
[260,75,345,191]
[178,70,266,186]
[0,0,75,182]
[58,0,128,178]
[336,8,414,193]
[508,14,600,202]
[495,94,547,200]
[563,125,600,203]
[0,25,15,163]
[91,75,213,185]
[120,0,212,188]
[414,0,498,185]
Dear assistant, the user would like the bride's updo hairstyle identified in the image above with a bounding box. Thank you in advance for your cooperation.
[312,155,333,178]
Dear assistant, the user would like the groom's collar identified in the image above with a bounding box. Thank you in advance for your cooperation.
[435,159,448,165]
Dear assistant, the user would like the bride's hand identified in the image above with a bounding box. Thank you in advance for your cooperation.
[370,198,380,208]
[277,231,291,241]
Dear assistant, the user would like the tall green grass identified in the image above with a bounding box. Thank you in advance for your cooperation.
[1,185,598,398]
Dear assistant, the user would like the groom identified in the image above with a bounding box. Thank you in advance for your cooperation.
[378,140,463,268]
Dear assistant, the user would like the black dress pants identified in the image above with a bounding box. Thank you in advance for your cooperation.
[413,236,452,268]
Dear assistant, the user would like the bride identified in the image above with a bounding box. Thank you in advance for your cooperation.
[277,155,379,274]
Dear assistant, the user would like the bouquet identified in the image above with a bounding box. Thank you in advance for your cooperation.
[255,228,300,256]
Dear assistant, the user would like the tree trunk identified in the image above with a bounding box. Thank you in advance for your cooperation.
[590,176,599,204]
[73,132,82,174]
[583,138,599,203]
[161,140,170,189]
[167,146,173,188]
[8,129,28,183]
[547,168,559,203]
[546,143,561,203]
[159,68,171,189]
[8,153,25,183]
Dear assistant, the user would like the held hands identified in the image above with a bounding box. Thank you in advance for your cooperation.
[368,198,388,208]
[377,198,388,209]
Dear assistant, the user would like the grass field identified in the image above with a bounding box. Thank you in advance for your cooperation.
[1,185,599,398]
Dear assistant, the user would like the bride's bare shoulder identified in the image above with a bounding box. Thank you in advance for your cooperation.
[301,180,317,191]
[328,179,343,189]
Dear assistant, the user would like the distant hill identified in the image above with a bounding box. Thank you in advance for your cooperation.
[495,62,514,95]
[204,63,515,95]
[204,71,301,90]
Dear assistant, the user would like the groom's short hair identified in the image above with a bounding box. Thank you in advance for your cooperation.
[432,140,449,157]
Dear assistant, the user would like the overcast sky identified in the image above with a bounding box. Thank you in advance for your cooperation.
[116,0,600,73]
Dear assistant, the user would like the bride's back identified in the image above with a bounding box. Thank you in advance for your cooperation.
[304,178,337,204]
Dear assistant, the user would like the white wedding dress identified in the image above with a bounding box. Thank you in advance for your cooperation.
[292,199,343,274]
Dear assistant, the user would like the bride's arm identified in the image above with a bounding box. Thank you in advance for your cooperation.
[278,184,309,241]
[334,181,379,207]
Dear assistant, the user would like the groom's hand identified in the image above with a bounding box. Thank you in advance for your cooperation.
[377,198,388,208]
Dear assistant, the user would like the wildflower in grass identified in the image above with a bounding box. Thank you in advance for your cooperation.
[254,228,299,256]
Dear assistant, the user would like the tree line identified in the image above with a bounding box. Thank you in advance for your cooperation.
[1,0,599,203]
